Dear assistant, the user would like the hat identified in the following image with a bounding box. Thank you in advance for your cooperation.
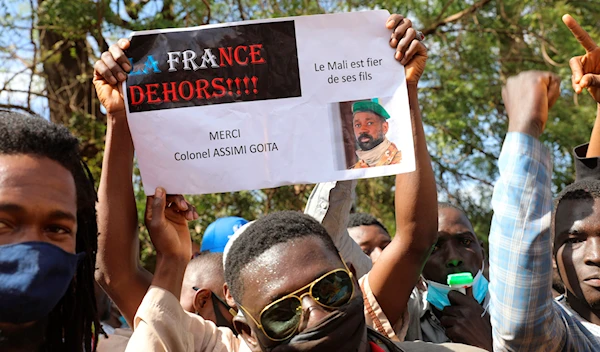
[352,99,390,120]
[200,216,249,253]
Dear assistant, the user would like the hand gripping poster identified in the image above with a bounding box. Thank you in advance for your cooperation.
[124,10,415,195]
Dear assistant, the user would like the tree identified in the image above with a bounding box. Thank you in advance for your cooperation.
[1,0,599,265]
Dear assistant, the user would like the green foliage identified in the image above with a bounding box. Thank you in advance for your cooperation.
[4,0,600,267]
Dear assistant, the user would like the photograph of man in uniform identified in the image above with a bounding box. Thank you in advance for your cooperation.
[350,99,402,169]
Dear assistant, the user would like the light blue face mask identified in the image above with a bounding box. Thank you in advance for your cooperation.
[425,264,489,311]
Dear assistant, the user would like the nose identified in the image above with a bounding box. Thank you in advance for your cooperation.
[444,245,463,269]
[446,258,463,269]
[298,294,329,332]
[584,237,600,266]
[370,247,383,263]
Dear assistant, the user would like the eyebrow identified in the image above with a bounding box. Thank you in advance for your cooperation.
[0,203,25,213]
[268,269,332,302]
[47,210,77,222]
[0,203,76,222]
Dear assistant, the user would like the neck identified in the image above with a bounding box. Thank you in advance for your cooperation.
[0,320,46,352]
[566,291,600,326]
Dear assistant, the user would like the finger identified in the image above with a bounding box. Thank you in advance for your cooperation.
[109,43,131,73]
[186,204,199,221]
[94,60,117,85]
[580,73,600,89]
[441,305,461,317]
[439,315,458,328]
[101,50,127,83]
[399,40,425,65]
[386,14,404,30]
[117,38,131,51]
[390,18,413,48]
[144,195,155,225]
[563,15,598,53]
[447,290,472,305]
[547,74,561,109]
[571,76,581,94]
[395,28,416,61]
[569,56,585,85]
[165,194,189,212]
[150,187,167,230]
[182,203,196,221]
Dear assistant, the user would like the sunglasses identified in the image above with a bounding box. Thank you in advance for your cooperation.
[237,258,354,341]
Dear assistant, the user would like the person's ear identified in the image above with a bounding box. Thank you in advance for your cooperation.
[223,283,237,309]
[233,315,261,351]
[382,121,389,135]
[193,288,211,313]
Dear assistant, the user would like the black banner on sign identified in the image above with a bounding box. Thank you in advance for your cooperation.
[125,21,301,112]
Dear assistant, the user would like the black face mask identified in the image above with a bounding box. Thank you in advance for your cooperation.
[211,292,237,333]
[267,295,367,352]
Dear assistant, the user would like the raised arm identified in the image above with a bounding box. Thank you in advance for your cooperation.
[488,71,563,351]
[367,14,437,325]
[93,39,154,325]
[562,15,600,162]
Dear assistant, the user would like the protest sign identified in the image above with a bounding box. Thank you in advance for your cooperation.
[124,10,415,195]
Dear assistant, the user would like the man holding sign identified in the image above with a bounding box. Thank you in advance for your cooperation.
[351,100,402,169]
[94,10,484,352]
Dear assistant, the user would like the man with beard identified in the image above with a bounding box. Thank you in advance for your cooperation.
[351,100,402,169]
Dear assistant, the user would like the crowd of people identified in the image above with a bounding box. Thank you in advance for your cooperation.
[1,11,600,352]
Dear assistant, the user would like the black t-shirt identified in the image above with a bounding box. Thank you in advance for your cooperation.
[573,143,600,181]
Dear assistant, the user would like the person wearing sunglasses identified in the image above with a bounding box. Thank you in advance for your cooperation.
[118,13,485,352]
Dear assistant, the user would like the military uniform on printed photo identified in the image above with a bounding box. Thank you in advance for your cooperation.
[350,100,402,169]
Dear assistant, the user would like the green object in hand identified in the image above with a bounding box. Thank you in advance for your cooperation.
[447,272,474,287]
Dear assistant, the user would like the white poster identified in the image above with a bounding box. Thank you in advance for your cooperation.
[124,10,415,195]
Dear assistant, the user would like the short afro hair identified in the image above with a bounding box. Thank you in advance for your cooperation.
[0,111,99,351]
[347,213,389,236]
[553,179,600,241]
[438,201,465,213]
[224,211,339,302]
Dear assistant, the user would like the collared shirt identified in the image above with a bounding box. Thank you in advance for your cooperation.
[489,132,600,351]
[125,286,486,352]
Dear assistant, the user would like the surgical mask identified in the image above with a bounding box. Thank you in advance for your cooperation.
[0,241,82,324]
[268,295,366,352]
[425,264,489,311]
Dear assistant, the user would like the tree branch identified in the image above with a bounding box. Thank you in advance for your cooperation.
[0,103,40,116]
[422,0,492,36]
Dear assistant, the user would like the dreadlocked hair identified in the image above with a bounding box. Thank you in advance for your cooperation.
[0,111,100,352]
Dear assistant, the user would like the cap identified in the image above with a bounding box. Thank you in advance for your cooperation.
[447,272,474,288]
[352,99,391,120]
[200,216,249,253]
